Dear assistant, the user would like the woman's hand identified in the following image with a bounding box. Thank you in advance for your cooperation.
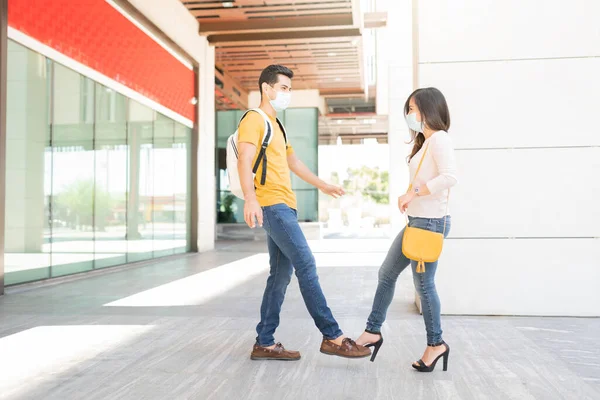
[398,192,416,213]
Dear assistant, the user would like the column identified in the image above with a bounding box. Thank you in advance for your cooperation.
[0,0,8,293]
[376,0,414,232]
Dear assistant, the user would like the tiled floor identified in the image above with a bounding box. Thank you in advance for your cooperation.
[0,239,598,400]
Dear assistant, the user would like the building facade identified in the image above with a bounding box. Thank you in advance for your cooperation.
[0,0,216,290]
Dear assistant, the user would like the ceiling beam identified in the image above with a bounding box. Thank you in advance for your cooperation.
[199,14,353,34]
[208,28,361,44]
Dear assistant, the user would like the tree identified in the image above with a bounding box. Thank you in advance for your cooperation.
[54,179,113,230]
[340,166,389,204]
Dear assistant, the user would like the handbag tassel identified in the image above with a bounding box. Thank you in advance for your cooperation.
[416,261,426,274]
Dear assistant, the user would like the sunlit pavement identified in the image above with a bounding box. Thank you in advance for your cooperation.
[0,240,598,400]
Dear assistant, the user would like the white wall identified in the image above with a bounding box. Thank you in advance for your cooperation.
[129,0,216,252]
[376,0,414,232]
[416,0,600,316]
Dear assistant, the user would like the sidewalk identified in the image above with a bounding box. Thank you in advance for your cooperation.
[0,240,598,399]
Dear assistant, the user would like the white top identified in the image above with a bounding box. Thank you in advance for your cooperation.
[407,131,458,218]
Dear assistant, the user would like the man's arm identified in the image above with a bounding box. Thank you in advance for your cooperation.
[287,152,344,198]
[238,142,263,228]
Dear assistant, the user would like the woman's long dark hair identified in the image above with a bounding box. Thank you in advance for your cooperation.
[405,87,451,162]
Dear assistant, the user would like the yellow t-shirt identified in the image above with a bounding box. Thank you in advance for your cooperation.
[237,110,297,209]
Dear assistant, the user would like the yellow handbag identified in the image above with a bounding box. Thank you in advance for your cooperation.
[401,143,449,274]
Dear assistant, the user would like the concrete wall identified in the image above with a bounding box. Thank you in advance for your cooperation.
[416,0,600,316]
[376,0,414,233]
[129,0,216,252]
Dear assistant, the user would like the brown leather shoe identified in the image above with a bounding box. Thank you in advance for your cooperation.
[250,343,301,361]
[320,337,371,359]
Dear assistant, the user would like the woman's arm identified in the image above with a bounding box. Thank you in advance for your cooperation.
[418,133,458,196]
[399,133,458,212]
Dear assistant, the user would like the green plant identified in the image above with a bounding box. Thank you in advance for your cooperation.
[217,193,237,223]
[53,179,113,230]
[340,166,389,204]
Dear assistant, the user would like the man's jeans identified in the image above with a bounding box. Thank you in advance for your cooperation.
[255,203,343,347]
[366,216,451,345]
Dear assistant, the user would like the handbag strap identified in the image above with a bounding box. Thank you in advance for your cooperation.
[407,142,430,192]
[404,141,450,236]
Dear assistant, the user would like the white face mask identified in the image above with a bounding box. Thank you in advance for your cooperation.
[405,112,424,133]
[268,88,292,112]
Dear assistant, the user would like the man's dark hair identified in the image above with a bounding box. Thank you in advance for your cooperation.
[258,65,294,95]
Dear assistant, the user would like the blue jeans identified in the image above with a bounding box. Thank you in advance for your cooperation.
[256,203,343,347]
[366,216,451,345]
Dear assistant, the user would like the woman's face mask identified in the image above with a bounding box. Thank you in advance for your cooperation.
[405,112,424,133]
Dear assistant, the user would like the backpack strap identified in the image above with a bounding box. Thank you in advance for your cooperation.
[238,108,274,186]
[275,118,287,144]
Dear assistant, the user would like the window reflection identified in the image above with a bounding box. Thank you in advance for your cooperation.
[94,85,128,268]
[50,64,95,276]
[4,41,51,284]
[4,39,193,286]
[152,113,175,258]
[127,100,154,262]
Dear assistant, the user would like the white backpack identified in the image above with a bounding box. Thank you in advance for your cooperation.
[226,108,287,199]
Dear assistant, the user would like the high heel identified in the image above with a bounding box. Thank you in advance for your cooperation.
[363,330,384,362]
[412,341,449,372]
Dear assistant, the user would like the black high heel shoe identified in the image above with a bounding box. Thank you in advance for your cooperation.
[412,341,449,372]
[363,330,384,362]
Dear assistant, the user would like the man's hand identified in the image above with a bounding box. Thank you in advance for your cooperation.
[398,192,416,213]
[244,198,263,228]
[319,183,345,198]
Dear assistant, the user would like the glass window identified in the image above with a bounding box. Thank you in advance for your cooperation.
[174,122,191,254]
[282,108,319,222]
[152,113,175,258]
[4,41,192,287]
[4,40,51,284]
[215,110,246,224]
[50,64,96,276]
[94,85,128,268]
[127,100,155,263]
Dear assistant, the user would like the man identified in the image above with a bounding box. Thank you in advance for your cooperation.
[237,65,370,361]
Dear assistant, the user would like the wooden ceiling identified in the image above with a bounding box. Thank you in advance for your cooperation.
[217,37,363,93]
[180,0,365,105]
[183,1,354,30]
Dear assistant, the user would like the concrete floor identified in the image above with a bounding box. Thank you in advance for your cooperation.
[0,239,598,400]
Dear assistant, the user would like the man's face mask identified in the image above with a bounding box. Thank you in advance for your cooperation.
[267,86,292,112]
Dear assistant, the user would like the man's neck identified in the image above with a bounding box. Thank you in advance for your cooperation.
[260,100,277,118]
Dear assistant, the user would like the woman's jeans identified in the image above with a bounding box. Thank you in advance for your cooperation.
[366,216,451,345]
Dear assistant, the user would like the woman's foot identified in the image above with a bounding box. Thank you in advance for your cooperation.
[355,331,382,346]
[412,342,449,369]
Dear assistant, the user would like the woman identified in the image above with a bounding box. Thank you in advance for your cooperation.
[356,87,458,372]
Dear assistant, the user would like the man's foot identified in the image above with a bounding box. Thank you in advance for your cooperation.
[250,342,301,361]
[320,337,371,359]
